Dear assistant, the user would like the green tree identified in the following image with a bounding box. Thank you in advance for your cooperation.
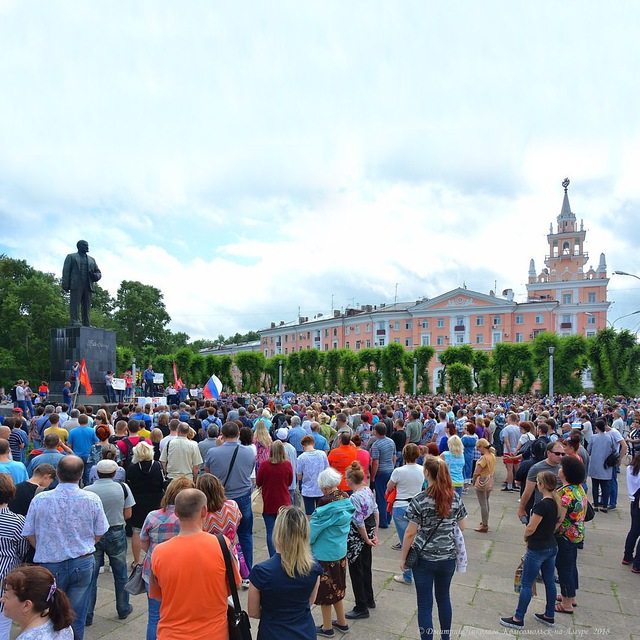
[235,352,265,392]
[438,345,474,393]
[491,342,535,394]
[174,347,195,384]
[587,329,640,396]
[447,362,473,393]
[472,350,490,390]
[380,343,408,393]
[90,283,116,330]
[264,355,286,393]
[339,350,361,393]
[530,333,587,396]
[299,350,324,391]
[323,350,342,391]
[115,346,135,374]
[284,352,302,391]
[402,346,435,394]
[113,280,171,351]
[358,349,381,392]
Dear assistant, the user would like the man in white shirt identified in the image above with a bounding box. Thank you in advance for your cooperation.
[605,421,628,511]
[159,422,202,481]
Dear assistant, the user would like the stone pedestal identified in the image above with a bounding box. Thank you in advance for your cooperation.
[50,327,117,402]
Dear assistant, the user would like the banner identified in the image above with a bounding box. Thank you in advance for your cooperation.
[112,378,126,391]
[79,358,93,395]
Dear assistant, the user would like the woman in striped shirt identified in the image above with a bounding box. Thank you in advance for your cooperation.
[0,474,30,640]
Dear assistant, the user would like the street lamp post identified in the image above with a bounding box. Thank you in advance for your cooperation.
[131,358,136,402]
[278,359,283,394]
[413,356,418,396]
[613,270,640,281]
[548,347,555,399]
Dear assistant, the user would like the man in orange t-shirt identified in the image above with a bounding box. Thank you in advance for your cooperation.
[150,488,241,640]
[327,432,358,492]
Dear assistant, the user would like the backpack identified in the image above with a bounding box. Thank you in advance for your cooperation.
[120,437,135,469]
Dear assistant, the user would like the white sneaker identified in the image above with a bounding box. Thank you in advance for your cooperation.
[241,579,250,589]
[99,566,105,574]
[393,575,411,585]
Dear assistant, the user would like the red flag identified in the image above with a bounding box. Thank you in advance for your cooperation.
[173,361,184,390]
[79,358,93,395]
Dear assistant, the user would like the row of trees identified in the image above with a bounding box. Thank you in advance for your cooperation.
[1,255,639,397]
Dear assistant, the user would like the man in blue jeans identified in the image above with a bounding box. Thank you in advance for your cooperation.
[370,423,396,528]
[84,459,136,625]
[204,421,256,586]
[22,455,109,640]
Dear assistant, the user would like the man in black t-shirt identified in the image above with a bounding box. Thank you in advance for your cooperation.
[391,419,407,466]
[9,463,56,516]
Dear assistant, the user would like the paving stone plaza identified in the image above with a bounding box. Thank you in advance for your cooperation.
[72,461,638,640]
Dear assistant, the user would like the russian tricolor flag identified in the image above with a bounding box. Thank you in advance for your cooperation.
[203,373,223,399]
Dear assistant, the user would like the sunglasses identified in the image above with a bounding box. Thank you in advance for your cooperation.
[552,451,566,456]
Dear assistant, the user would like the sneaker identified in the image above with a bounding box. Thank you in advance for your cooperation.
[331,621,349,632]
[622,559,632,565]
[534,613,555,627]
[118,606,133,620]
[393,575,412,585]
[500,617,524,629]
[608,506,617,511]
[600,508,608,513]
[500,487,513,492]
[632,567,640,574]
[391,542,402,550]
[316,626,335,637]
[241,579,250,589]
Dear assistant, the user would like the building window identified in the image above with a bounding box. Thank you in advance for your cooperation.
[562,314,571,324]
[307,332,311,339]
[535,314,543,324]
[515,314,524,325]
[270,337,273,344]
[366,324,370,333]
[437,318,445,328]
[436,336,445,346]
[345,327,350,336]
[493,316,502,326]
[324,329,328,337]
[588,292,596,303]
[586,331,596,338]
[324,344,329,351]
[355,341,361,350]
[366,339,371,348]
[455,334,464,344]
[333,328,337,336]
[355,325,361,334]
[563,293,572,304]
[405,338,411,347]
[394,321,400,331]
[378,338,385,347]
[394,338,400,344]
[533,329,544,338]
[299,333,304,340]
[284,335,288,342]
[476,316,484,327]
[587,315,596,324]
[422,320,429,329]
[515,332,523,343]
[421,334,431,346]
[492,331,502,345]
[345,341,350,349]
[476,334,484,345]
[284,348,288,355]
[264,349,268,357]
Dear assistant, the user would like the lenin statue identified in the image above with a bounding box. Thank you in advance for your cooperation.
[62,240,102,327]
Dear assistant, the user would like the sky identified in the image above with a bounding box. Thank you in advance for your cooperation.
[1,1,640,340]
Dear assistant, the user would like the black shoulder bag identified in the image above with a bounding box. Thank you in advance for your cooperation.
[222,446,240,488]
[405,516,444,569]
[216,534,251,640]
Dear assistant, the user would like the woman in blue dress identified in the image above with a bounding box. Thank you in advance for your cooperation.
[461,423,478,487]
[248,506,323,639]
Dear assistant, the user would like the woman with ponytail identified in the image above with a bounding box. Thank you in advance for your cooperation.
[400,455,467,640]
[1,565,74,639]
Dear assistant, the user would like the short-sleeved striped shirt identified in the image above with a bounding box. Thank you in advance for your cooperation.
[0,507,30,611]
[140,506,180,584]
[370,436,396,473]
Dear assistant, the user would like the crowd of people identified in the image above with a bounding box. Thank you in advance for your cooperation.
[0,387,638,639]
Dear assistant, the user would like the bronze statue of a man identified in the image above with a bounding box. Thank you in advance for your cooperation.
[62,240,102,327]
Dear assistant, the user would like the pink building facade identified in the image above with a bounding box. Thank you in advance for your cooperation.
[259,182,609,390]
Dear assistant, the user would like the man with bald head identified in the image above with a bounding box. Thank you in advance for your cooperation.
[23,455,109,639]
[150,489,240,640]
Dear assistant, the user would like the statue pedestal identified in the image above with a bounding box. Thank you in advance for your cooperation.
[50,327,117,403]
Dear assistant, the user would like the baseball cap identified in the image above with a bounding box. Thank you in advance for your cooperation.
[96,460,119,474]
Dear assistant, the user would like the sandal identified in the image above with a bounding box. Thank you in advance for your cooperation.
[555,596,577,607]
[554,603,574,614]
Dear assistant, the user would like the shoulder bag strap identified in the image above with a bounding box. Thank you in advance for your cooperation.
[223,446,240,488]
[417,516,444,554]
[216,534,241,613]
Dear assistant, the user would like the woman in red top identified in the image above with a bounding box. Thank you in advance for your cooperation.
[256,440,293,557]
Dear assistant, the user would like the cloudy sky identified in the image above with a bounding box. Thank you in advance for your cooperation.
[1,1,639,339]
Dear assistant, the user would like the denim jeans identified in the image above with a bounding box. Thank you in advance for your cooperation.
[392,505,412,583]
[263,513,277,557]
[234,490,253,571]
[555,536,579,598]
[86,527,130,623]
[374,471,392,527]
[413,557,455,640]
[591,478,611,509]
[609,465,619,508]
[146,584,161,640]
[41,555,94,640]
[514,546,557,621]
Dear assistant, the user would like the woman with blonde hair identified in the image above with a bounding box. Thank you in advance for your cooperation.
[471,438,496,533]
[248,506,322,638]
[441,435,465,496]
[126,441,165,567]
[254,419,273,472]
[256,440,293,557]
[400,456,467,640]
